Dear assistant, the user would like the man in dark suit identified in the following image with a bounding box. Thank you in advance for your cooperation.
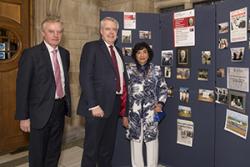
[15,16,71,167]
[77,17,127,167]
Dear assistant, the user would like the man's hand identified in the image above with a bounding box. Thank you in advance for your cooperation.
[20,119,30,133]
[122,117,129,128]
[91,106,104,117]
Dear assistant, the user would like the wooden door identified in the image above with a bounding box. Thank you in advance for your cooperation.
[0,0,30,154]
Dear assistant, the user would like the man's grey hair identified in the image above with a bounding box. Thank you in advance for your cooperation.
[100,17,119,30]
[41,16,64,32]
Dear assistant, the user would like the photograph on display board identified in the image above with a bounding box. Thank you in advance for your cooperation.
[139,30,151,39]
[228,90,246,113]
[177,119,194,147]
[176,68,190,80]
[176,47,190,67]
[216,68,225,78]
[164,67,171,78]
[248,19,250,32]
[179,87,189,103]
[198,89,214,103]
[224,109,248,139]
[122,47,132,57]
[197,69,208,81]
[218,22,229,34]
[121,30,132,43]
[201,51,211,65]
[161,50,173,66]
[215,87,228,105]
[230,47,244,62]
[218,38,228,49]
[178,105,191,118]
[167,86,174,97]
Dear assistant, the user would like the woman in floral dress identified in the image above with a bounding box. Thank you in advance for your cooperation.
[122,42,168,167]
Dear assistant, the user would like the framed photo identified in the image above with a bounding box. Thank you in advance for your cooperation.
[164,67,171,78]
[167,86,174,97]
[161,50,173,66]
[197,69,208,81]
[198,89,214,103]
[248,19,250,32]
[230,47,244,62]
[218,38,228,49]
[216,68,225,78]
[178,105,191,118]
[176,47,190,67]
[218,22,229,34]
[228,90,246,113]
[179,87,189,103]
[122,30,132,43]
[176,68,190,80]
[122,47,132,56]
[139,30,151,39]
[215,87,228,105]
[201,51,211,64]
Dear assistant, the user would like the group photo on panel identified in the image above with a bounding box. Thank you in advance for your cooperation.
[15,15,168,167]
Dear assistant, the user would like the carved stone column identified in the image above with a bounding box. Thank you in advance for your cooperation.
[47,0,61,17]
[32,0,47,44]
[32,0,61,45]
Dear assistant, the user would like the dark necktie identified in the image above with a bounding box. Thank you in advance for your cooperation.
[109,45,121,92]
[52,49,64,98]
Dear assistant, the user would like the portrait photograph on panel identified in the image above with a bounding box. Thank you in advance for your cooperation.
[176,47,190,67]
[218,38,228,49]
[179,87,189,103]
[216,68,225,78]
[228,90,246,113]
[201,51,211,65]
[164,67,171,78]
[230,47,244,62]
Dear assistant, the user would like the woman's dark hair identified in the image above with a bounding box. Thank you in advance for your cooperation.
[131,42,154,64]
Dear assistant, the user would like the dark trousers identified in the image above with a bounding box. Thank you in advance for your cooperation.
[81,95,121,167]
[29,99,66,167]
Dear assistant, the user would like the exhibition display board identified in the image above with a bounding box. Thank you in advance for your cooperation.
[215,0,250,167]
[100,0,250,166]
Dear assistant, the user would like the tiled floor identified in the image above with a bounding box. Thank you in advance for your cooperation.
[0,140,167,167]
